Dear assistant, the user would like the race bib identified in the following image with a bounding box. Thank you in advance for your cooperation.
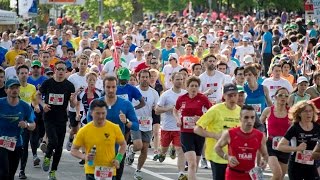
[295,150,314,165]
[94,166,113,180]
[272,136,282,150]
[248,104,262,115]
[183,60,191,68]
[48,93,64,105]
[139,116,152,130]
[118,94,129,101]
[249,167,264,180]
[0,136,17,151]
[183,116,196,129]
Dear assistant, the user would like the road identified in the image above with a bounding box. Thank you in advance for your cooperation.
[16,147,289,180]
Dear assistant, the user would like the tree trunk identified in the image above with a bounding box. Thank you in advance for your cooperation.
[131,0,143,23]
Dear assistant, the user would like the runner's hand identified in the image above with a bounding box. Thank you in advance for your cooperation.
[296,142,307,151]
[228,156,239,167]
[204,88,214,96]
[18,121,28,129]
[44,104,51,112]
[86,153,94,161]
[119,110,126,123]
[176,119,182,127]
[258,159,267,169]
[34,106,40,113]
[76,114,82,121]
[112,159,120,169]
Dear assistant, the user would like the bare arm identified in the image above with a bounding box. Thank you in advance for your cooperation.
[214,130,230,159]
[312,142,320,160]
[117,140,127,155]
[277,137,306,153]
[263,86,272,107]
[71,144,85,160]
[155,105,173,115]
[259,135,269,162]
[287,94,294,107]
[134,97,145,110]
[260,107,270,124]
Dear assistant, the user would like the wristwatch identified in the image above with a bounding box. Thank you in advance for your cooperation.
[125,119,130,125]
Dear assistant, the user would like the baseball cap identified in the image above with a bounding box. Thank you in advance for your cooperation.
[117,67,130,81]
[31,60,41,67]
[223,83,238,94]
[242,37,248,42]
[237,85,245,93]
[297,76,309,85]
[135,47,144,52]
[243,55,253,64]
[316,50,320,57]
[44,68,53,75]
[30,28,36,33]
[168,53,178,60]
[5,78,20,88]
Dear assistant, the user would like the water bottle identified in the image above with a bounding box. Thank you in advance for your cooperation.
[87,145,96,166]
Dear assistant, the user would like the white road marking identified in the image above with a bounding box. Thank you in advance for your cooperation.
[131,163,175,180]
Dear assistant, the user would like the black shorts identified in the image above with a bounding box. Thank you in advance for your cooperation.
[68,111,83,128]
[180,132,205,156]
[152,109,160,125]
[267,139,290,164]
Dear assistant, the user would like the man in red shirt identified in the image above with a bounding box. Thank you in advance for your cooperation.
[215,105,268,180]
[134,52,153,74]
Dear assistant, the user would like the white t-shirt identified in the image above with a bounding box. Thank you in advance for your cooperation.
[67,73,87,112]
[162,64,183,89]
[133,86,159,132]
[5,66,17,80]
[262,77,293,101]
[199,70,225,105]
[289,42,299,53]
[157,88,187,131]
[0,40,12,50]
[240,32,252,39]
[128,58,145,71]
[227,60,238,75]
[102,60,128,77]
[95,77,103,90]
[121,52,135,65]
[235,45,255,64]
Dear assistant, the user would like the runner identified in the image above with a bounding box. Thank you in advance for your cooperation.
[277,101,320,179]
[288,76,310,106]
[155,72,188,179]
[214,105,268,180]
[199,54,225,105]
[260,87,291,180]
[195,83,241,180]
[71,99,127,180]
[39,61,77,180]
[174,76,212,180]
[0,78,35,180]
[306,72,320,99]
[130,69,159,180]
[0,68,5,97]
[163,53,183,89]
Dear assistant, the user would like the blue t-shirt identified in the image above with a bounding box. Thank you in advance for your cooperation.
[263,31,273,54]
[116,84,142,102]
[87,96,139,133]
[27,76,48,90]
[129,43,137,53]
[0,46,8,66]
[0,97,35,147]
[29,36,42,51]
[59,41,73,48]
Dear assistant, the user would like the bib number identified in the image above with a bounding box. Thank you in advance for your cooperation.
[249,167,264,180]
[272,136,282,150]
[295,150,314,165]
[248,104,262,115]
[183,116,196,129]
[48,93,64,105]
[94,166,113,180]
[118,94,129,101]
[139,116,152,130]
[0,136,17,151]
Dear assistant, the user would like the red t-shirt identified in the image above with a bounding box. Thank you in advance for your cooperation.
[134,62,149,74]
[225,127,263,180]
[175,93,211,133]
[309,97,320,124]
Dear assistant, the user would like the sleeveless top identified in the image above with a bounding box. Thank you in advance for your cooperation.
[267,106,290,138]
[244,84,266,116]
[161,48,175,68]
[226,127,263,179]
[293,92,310,105]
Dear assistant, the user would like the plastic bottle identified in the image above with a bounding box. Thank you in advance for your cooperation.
[87,145,96,166]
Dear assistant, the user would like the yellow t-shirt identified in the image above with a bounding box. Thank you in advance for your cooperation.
[19,83,37,105]
[73,121,125,175]
[196,103,241,164]
[73,37,81,50]
[49,57,59,66]
[5,50,26,66]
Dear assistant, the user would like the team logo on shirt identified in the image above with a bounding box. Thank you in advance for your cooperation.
[238,153,253,160]
[206,83,218,88]
[270,86,281,90]
[104,133,109,139]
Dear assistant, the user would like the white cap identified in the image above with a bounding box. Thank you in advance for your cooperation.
[168,53,179,60]
[297,76,309,85]
[243,55,253,64]
[209,28,215,33]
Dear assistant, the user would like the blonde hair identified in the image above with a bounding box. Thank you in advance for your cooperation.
[288,101,319,123]
[149,68,159,76]
[86,72,98,79]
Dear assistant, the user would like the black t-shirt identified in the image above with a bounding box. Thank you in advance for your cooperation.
[284,122,320,161]
[39,78,75,121]
[0,86,6,98]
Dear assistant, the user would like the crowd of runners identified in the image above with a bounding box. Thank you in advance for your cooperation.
[1,11,320,180]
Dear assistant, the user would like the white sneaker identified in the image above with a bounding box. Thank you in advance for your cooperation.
[200,158,208,169]
[134,170,143,180]
[125,145,135,165]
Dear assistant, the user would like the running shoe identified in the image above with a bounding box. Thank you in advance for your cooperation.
[66,140,72,151]
[18,170,27,179]
[178,174,188,180]
[33,155,41,167]
[133,170,143,180]
[48,171,57,180]
[158,154,166,163]
[42,157,51,172]
[126,144,135,165]
[200,158,208,169]
[79,159,85,166]
[153,154,159,161]
[40,142,47,154]
[169,146,176,159]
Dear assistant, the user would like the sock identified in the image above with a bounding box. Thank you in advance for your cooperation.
[179,171,184,175]
[69,136,74,142]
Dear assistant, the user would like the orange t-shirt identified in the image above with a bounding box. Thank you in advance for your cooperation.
[178,55,200,71]
[281,74,295,85]
[49,57,59,66]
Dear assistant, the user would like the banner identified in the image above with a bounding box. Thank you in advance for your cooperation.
[39,0,85,5]
[18,0,33,16]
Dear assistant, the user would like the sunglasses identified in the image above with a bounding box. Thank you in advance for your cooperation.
[276,94,289,98]
[136,51,144,53]
[150,62,158,65]
[56,68,66,71]
[169,58,176,61]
